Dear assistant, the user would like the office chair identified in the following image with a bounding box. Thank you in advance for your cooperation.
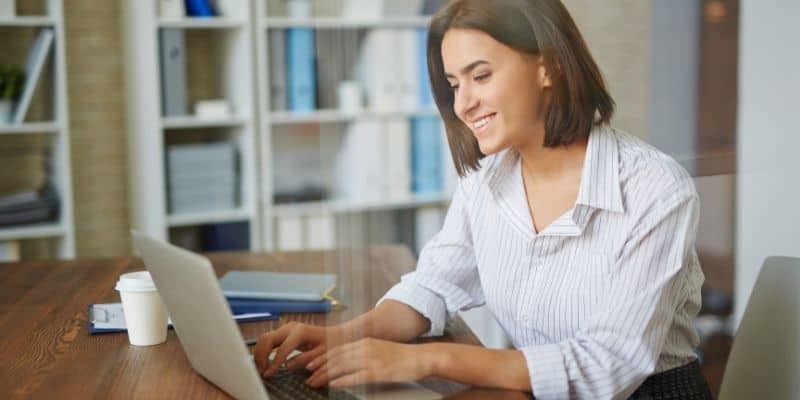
[718,256,800,400]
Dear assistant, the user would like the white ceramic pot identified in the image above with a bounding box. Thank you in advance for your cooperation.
[0,100,13,124]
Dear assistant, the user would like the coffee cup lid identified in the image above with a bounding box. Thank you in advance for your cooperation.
[115,271,157,292]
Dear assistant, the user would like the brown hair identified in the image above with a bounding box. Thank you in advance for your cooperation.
[427,0,615,176]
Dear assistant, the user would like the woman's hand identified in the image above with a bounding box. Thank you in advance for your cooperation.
[305,338,437,388]
[254,321,346,378]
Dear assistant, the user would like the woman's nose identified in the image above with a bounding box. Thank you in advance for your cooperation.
[455,86,479,121]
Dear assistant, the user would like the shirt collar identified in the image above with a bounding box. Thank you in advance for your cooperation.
[575,125,625,213]
[486,125,624,237]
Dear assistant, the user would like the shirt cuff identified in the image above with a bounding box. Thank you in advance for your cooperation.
[377,279,448,337]
[521,343,569,400]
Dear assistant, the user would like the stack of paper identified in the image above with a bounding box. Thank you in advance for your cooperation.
[166,142,238,214]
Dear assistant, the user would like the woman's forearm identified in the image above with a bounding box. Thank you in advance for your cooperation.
[425,343,532,392]
[335,300,430,342]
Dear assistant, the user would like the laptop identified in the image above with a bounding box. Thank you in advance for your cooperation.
[131,231,441,400]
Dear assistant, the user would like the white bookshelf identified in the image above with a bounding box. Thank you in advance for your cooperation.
[272,193,451,218]
[269,107,439,125]
[121,1,261,250]
[261,16,430,29]
[0,122,62,135]
[0,16,57,27]
[255,2,454,251]
[0,0,76,259]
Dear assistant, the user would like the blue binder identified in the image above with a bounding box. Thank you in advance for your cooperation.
[286,28,317,111]
[417,28,435,107]
[411,117,443,194]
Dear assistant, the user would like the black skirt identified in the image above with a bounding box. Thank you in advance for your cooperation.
[627,360,713,400]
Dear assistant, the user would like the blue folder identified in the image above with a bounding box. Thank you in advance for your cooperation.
[227,298,332,314]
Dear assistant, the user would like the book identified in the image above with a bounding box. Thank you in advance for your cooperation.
[306,214,336,250]
[268,29,287,111]
[11,28,54,124]
[219,270,337,301]
[333,119,385,202]
[383,118,412,200]
[159,29,189,117]
[286,28,317,111]
[276,216,303,250]
[158,0,186,19]
[201,222,250,251]
[226,298,332,314]
[417,28,435,107]
[356,30,398,111]
[397,29,420,109]
[185,0,215,17]
[411,117,443,194]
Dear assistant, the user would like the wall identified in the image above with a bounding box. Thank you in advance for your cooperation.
[735,0,800,326]
[64,0,130,257]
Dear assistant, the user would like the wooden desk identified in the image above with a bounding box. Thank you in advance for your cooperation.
[0,246,528,399]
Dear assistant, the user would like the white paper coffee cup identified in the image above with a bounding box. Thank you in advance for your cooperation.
[115,271,169,346]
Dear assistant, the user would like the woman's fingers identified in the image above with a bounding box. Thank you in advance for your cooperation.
[307,346,368,387]
[330,370,374,388]
[265,329,306,376]
[285,345,325,370]
[253,329,288,373]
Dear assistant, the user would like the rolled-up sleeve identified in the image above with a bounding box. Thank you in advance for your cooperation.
[378,182,483,337]
[523,181,701,399]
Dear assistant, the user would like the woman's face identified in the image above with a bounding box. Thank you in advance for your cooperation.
[442,28,551,155]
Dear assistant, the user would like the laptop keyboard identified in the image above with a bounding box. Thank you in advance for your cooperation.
[264,366,359,400]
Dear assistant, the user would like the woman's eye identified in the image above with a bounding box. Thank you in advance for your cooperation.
[475,73,490,82]
[449,84,459,92]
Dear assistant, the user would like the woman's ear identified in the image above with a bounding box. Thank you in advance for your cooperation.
[538,62,553,88]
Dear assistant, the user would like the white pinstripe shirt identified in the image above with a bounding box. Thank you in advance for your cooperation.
[380,126,704,399]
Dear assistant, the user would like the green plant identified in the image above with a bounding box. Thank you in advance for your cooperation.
[0,64,25,101]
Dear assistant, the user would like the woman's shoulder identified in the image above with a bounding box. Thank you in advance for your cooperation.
[611,128,698,205]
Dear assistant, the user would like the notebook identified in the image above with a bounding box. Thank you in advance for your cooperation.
[219,271,336,301]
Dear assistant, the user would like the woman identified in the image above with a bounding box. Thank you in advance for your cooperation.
[255,0,712,398]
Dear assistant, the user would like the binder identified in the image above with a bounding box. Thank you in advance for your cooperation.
[411,117,443,194]
[11,29,54,124]
[159,29,189,117]
[417,28,435,107]
[286,28,317,111]
[268,29,287,111]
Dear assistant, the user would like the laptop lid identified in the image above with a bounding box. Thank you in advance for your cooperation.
[131,230,270,400]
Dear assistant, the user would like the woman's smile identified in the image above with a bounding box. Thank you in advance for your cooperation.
[470,112,496,137]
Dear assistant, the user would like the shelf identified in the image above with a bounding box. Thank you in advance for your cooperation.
[0,122,61,135]
[0,16,57,27]
[167,208,254,227]
[262,16,431,29]
[269,108,440,125]
[0,222,65,241]
[162,115,248,130]
[272,192,451,218]
[158,17,246,29]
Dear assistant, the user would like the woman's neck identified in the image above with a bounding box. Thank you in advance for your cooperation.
[516,135,588,184]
